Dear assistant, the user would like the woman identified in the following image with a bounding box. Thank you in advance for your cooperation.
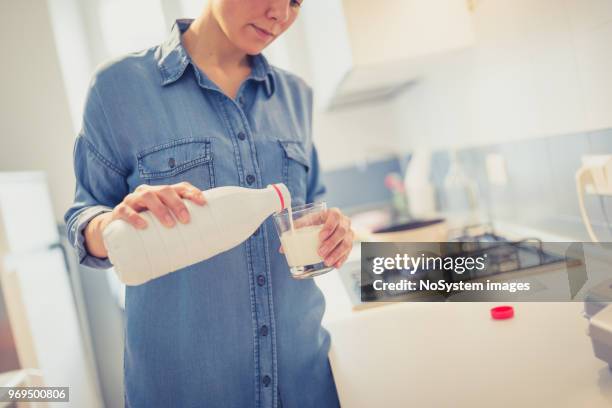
[64,1,353,406]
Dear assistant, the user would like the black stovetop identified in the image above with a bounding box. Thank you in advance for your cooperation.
[341,224,579,305]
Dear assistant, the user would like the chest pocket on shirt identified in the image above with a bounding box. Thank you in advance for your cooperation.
[279,140,310,206]
[137,138,215,190]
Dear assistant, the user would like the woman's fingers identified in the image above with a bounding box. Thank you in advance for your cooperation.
[113,203,147,229]
[323,233,353,267]
[157,185,191,224]
[319,208,341,242]
[136,189,175,227]
[318,222,345,258]
[182,189,207,206]
[314,208,354,267]
[174,182,207,206]
[118,183,208,230]
[334,252,350,269]
[318,209,348,256]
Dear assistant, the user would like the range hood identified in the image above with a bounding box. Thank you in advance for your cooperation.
[301,0,476,110]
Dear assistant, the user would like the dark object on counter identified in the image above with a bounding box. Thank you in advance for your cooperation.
[372,218,445,234]
[584,278,612,369]
[584,278,612,318]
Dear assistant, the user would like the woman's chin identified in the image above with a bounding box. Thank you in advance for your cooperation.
[240,43,268,56]
[232,33,273,55]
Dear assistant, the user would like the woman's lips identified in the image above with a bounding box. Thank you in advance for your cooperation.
[251,24,274,41]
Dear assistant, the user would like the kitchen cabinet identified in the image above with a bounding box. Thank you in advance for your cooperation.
[300,0,475,109]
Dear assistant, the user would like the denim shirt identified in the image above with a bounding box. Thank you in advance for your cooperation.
[64,19,339,408]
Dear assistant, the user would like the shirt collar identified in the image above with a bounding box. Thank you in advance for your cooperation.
[155,19,276,96]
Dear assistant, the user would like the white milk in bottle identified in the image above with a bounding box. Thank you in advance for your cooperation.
[102,183,290,286]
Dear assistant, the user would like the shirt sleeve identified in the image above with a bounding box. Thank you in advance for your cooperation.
[64,82,129,269]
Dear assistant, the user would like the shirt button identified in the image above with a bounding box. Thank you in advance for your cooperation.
[257,275,265,286]
[260,325,268,336]
[237,132,246,141]
[168,157,176,168]
[262,375,271,387]
[246,174,256,185]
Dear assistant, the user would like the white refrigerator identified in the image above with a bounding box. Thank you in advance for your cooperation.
[0,172,103,407]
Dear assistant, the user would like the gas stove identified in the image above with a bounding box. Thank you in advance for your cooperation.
[443,224,572,276]
[339,223,583,309]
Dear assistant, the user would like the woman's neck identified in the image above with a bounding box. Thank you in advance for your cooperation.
[182,9,250,73]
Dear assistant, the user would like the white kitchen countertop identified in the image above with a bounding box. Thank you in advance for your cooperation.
[313,224,612,407]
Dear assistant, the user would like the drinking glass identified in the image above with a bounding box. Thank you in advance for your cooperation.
[273,202,334,279]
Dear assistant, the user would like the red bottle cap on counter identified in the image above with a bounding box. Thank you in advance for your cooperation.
[490,305,514,320]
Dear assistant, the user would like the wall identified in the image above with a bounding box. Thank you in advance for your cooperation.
[374,0,612,239]
[0,1,76,223]
[265,13,403,172]
[11,0,610,222]
[269,0,612,232]
[426,128,612,241]
[313,101,402,171]
[392,0,612,151]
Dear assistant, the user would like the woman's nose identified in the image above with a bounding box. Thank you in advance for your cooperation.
[265,0,291,23]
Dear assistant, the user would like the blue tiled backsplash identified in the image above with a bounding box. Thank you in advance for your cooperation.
[321,158,402,210]
[322,128,612,241]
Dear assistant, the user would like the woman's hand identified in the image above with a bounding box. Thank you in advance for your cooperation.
[103,182,207,230]
[85,182,206,259]
[318,208,354,268]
